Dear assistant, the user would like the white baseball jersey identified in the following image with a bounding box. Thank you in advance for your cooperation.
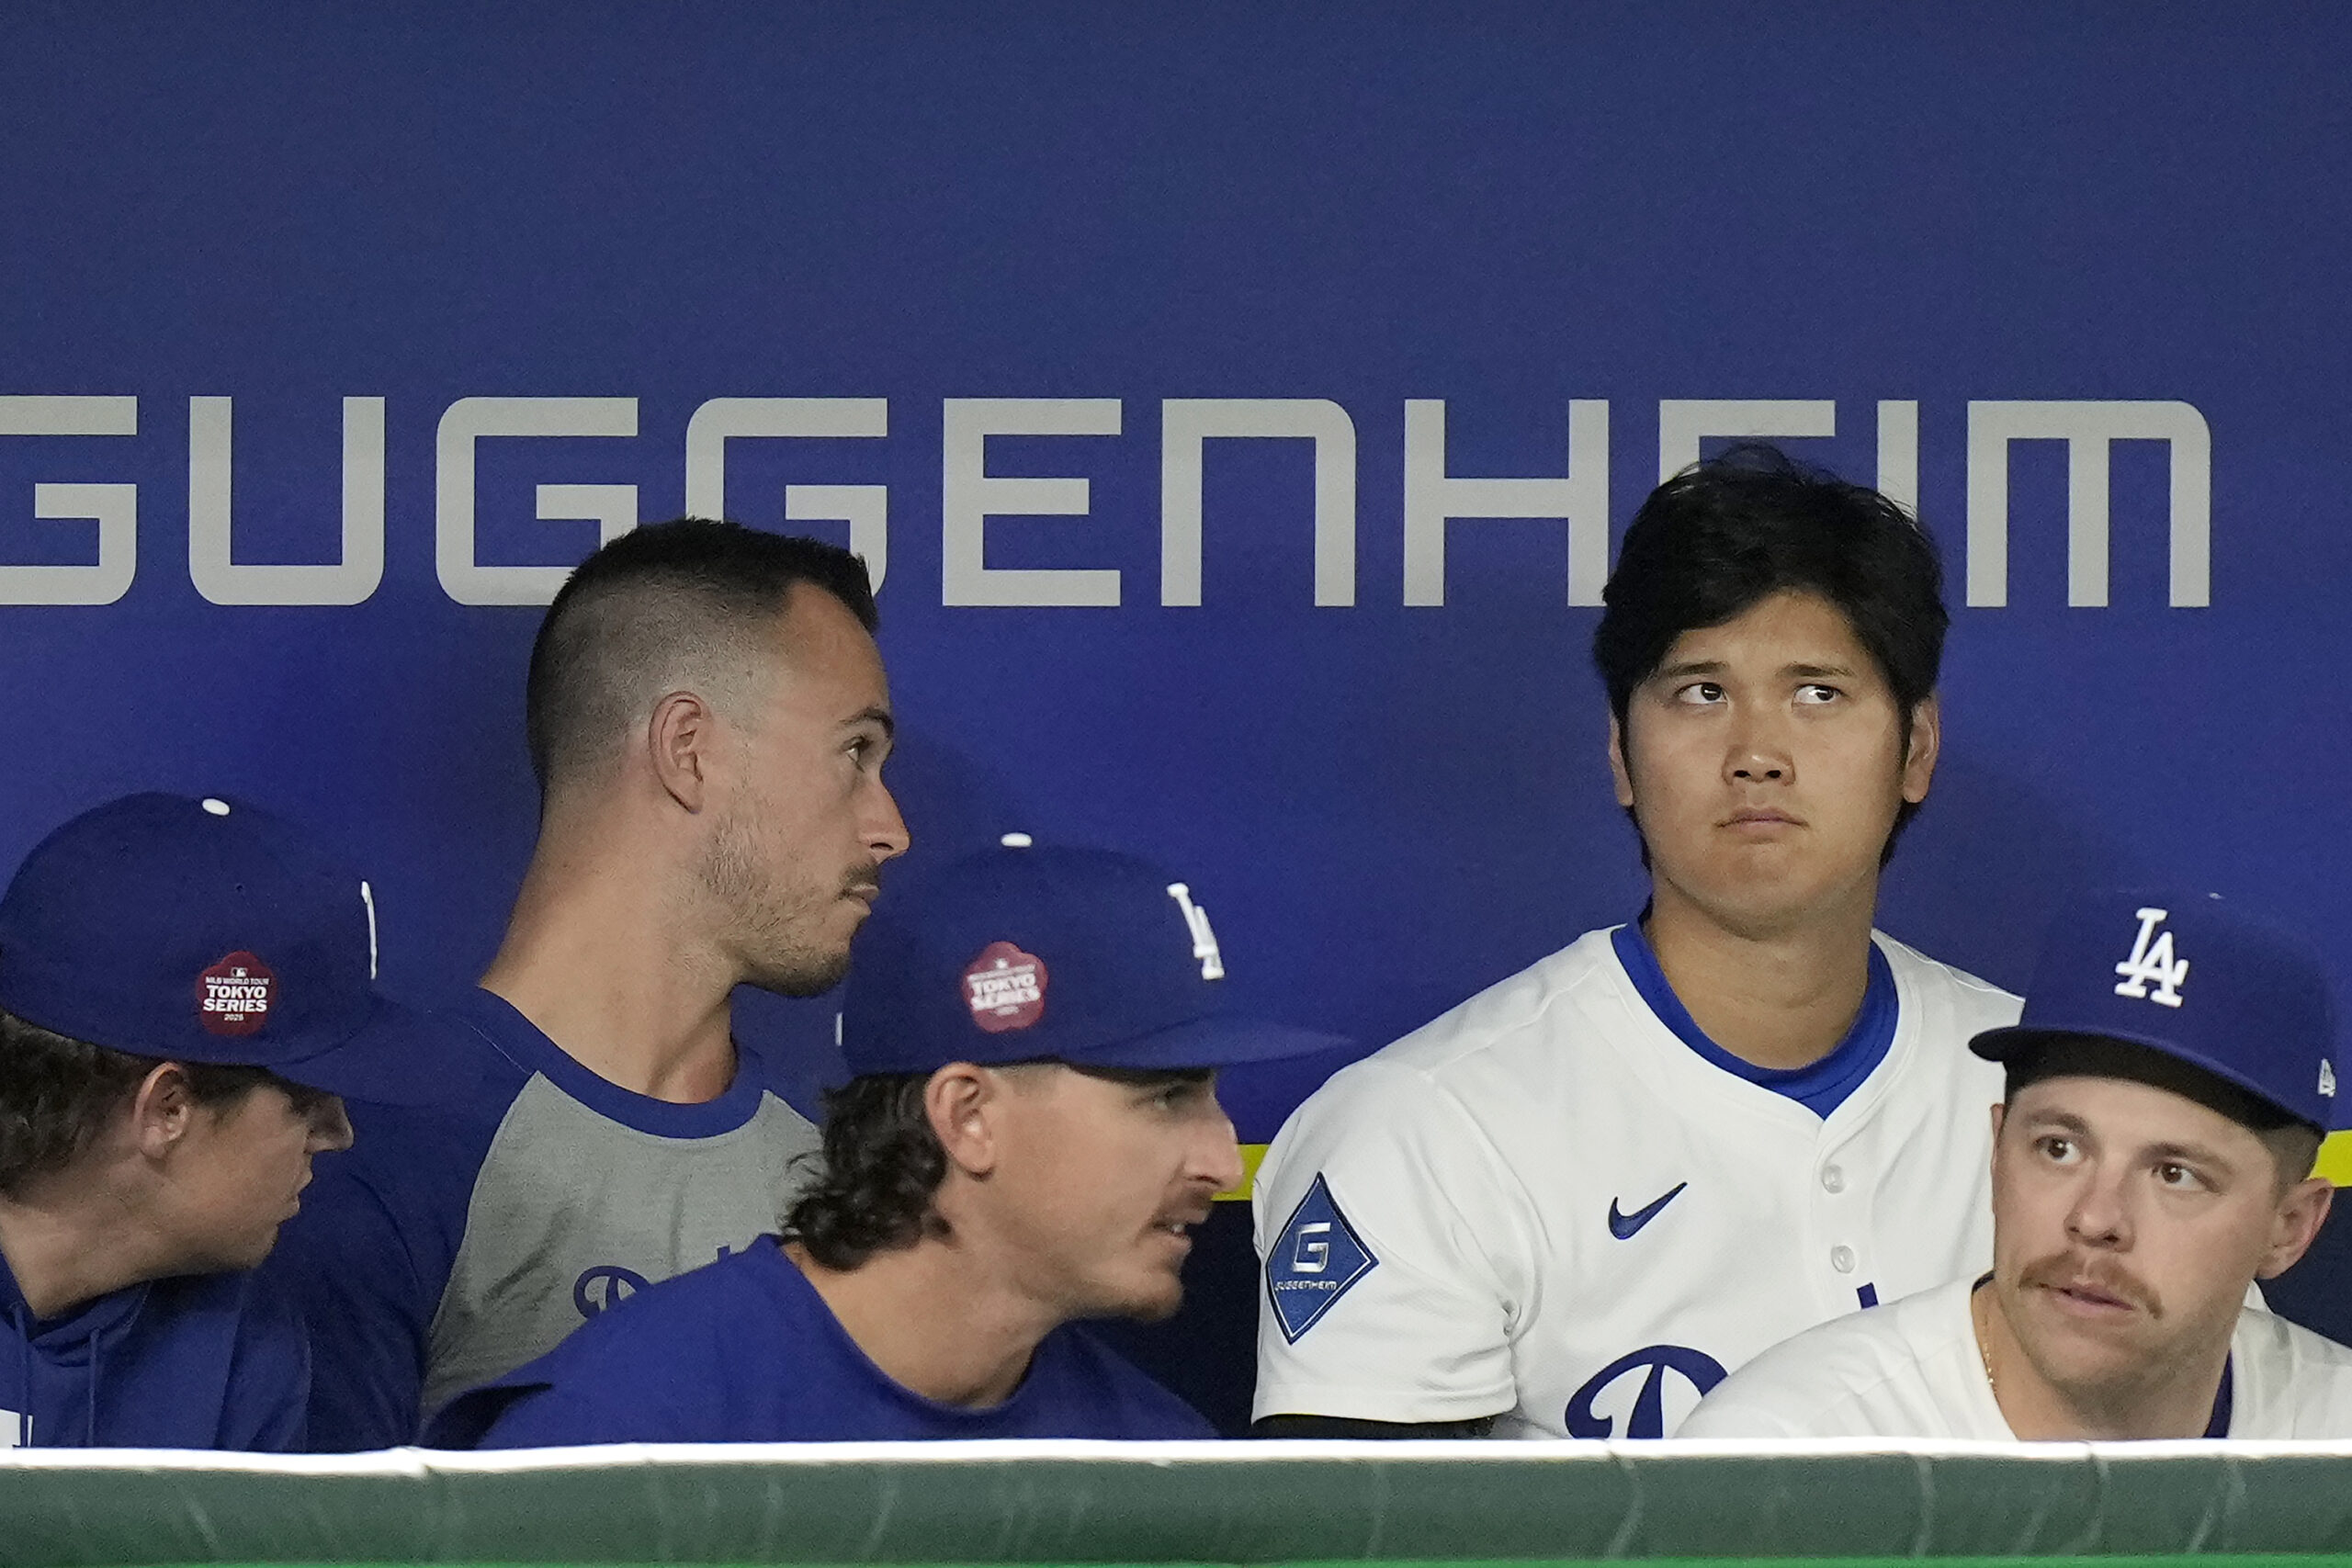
[1252,924,2018,1438]
[1679,1275,2352,1439]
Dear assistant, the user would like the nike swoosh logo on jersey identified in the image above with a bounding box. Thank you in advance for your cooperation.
[1607,1181,1688,1239]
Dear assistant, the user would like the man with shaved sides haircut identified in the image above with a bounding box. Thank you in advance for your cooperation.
[268,520,910,1450]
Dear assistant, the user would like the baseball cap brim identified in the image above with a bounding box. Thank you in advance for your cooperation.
[266,998,484,1107]
[1970,1023,2320,1130]
[1062,1014,1351,1072]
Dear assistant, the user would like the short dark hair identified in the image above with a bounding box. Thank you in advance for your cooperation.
[785,1063,1215,1271]
[525,520,879,798]
[1592,444,1948,851]
[2002,1033,2326,1191]
[0,1008,327,1196]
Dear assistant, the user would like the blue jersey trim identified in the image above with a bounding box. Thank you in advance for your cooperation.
[447,989,775,1139]
[1610,921,1897,1119]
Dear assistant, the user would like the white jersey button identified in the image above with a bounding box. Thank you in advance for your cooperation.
[1830,1245,1857,1273]
[1820,1164,1846,1193]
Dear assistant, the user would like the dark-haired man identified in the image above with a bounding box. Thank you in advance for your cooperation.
[1254,447,2019,1439]
[268,520,909,1449]
[0,793,465,1448]
[1683,890,2351,1439]
[427,842,1337,1446]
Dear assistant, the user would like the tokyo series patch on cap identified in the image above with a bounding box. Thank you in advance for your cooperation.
[964,941,1046,1032]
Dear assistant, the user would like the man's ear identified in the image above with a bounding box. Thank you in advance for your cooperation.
[2257,1178,2335,1280]
[1902,694,1941,805]
[1607,712,1635,809]
[926,1064,1003,1179]
[130,1063,198,1160]
[646,690,718,813]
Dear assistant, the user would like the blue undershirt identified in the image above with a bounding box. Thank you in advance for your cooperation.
[1611,920,1898,1119]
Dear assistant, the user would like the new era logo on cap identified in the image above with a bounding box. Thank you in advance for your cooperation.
[197,950,276,1037]
[964,940,1046,1033]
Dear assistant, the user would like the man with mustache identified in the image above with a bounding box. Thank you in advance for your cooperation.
[1681,889,2351,1439]
[427,842,1336,1446]
[266,520,910,1449]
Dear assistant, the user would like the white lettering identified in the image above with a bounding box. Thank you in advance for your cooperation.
[2113,906,2189,1008]
[1165,882,1226,981]
[683,398,889,590]
[1401,400,1610,606]
[1876,400,1920,518]
[1291,1220,1332,1274]
[188,396,386,606]
[1966,400,2211,607]
[1159,399,1357,607]
[940,398,1122,606]
[0,395,138,606]
[435,397,639,605]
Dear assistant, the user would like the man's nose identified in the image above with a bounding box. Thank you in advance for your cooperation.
[2065,1168,2131,1247]
[1723,707,1792,784]
[310,1095,355,1153]
[865,777,910,863]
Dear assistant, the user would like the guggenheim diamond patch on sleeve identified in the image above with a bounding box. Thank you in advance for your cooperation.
[1265,1172,1376,1342]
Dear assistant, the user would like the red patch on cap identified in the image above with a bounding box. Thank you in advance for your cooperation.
[197,951,276,1037]
[964,940,1046,1033]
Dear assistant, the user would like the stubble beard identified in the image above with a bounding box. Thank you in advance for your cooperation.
[699,810,867,998]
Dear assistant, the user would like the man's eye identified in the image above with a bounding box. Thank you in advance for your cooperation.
[2037,1135,2077,1163]
[1674,682,1725,705]
[2155,1162,2200,1190]
[1795,683,1841,705]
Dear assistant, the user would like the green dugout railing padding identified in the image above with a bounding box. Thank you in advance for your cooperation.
[10,1441,2352,1566]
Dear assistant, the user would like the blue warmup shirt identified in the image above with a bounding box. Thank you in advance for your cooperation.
[0,1248,308,1450]
[1611,921,1898,1119]
[426,1238,1216,1447]
[262,988,823,1450]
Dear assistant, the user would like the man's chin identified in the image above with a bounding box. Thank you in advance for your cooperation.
[747,948,854,999]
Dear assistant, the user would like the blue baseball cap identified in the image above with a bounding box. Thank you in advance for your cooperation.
[842,840,1346,1076]
[0,793,462,1105]
[1971,889,2341,1131]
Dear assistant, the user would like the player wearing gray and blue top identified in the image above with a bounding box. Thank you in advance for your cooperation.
[0,793,464,1450]
[266,521,909,1449]
[430,841,1340,1447]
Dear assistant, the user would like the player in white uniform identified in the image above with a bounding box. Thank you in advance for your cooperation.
[1253,446,2020,1439]
[1681,889,2351,1440]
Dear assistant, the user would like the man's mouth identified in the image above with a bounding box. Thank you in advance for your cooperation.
[1724,807,1800,828]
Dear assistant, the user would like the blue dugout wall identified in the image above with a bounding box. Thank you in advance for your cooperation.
[4,3,2348,1434]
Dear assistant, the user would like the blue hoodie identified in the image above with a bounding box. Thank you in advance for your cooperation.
[0,1248,309,1450]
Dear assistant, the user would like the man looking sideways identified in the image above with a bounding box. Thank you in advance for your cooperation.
[268,521,910,1449]
[1682,890,2348,1439]
[0,793,464,1449]
[429,842,1337,1446]
[1254,446,2019,1439]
